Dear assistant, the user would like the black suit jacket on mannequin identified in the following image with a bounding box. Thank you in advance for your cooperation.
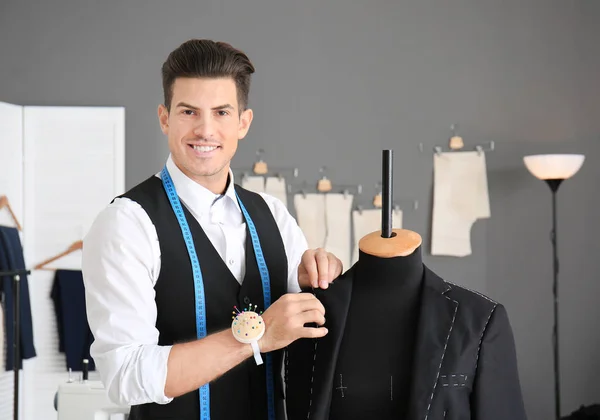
[284,265,527,420]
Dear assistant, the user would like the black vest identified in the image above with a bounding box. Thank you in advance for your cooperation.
[121,176,288,420]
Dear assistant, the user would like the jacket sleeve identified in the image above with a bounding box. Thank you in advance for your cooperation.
[471,304,528,420]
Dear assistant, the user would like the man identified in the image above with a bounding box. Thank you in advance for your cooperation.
[82,39,342,420]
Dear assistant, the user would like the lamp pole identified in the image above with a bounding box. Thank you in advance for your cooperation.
[545,178,563,420]
[524,153,585,420]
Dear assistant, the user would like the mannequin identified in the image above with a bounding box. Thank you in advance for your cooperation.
[329,231,424,419]
[284,151,527,420]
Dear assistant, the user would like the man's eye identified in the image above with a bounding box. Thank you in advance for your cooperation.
[217,110,229,116]
[183,110,195,115]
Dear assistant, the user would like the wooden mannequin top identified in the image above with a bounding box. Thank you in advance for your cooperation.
[358,228,422,258]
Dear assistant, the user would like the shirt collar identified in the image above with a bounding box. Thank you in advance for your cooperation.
[164,155,241,221]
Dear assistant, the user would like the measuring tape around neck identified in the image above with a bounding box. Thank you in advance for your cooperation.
[161,166,276,420]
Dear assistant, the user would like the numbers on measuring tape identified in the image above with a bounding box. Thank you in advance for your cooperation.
[162,166,276,420]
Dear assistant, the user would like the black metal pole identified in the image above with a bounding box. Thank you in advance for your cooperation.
[544,178,562,420]
[13,273,20,420]
[382,150,393,238]
[551,188,560,420]
[0,269,30,420]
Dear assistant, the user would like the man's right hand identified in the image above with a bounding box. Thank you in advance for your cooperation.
[258,293,327,353]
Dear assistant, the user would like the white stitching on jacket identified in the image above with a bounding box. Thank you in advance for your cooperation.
[424,296,458,420]
[475,304,498,371]
[306,339,318,419]
[445,281,497,305]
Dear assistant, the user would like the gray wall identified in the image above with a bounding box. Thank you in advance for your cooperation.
[1,1,599,418]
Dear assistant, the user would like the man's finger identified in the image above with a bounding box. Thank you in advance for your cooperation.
[301,250,319,288]
[316,249,329,286]
[327,254,340,281]
[289,292,320,300]
[278,292,318,303]
[285,296,325,316]
[299,298,325,315]
[300,327,328,339]
[297,309,326,326]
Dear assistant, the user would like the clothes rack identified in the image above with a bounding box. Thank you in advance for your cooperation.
[355,181,419,213]
[289,176,363,197]
[0,267,30,420]
[418,123,495,156]
[236,167,299,180]
[235,148,300,179]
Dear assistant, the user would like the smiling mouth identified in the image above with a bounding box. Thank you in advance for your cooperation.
[189,144,220,153]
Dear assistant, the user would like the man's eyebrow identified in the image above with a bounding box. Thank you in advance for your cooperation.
[211,104,234,111]
[175,102,199,110]
[175,102,235,111]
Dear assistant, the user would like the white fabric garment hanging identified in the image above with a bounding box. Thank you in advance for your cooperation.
[431,151,490,257]
[265,177,288,208]
[240,175,265,194]
[351,208,403,265]
[323,193,354,272]
[293,194,326,250]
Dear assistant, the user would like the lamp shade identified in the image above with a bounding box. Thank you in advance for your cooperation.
[523,154,585,180]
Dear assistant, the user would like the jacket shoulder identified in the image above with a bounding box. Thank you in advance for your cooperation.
[444,280,499,320]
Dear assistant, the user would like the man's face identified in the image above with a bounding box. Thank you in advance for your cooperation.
[158,77,252,189]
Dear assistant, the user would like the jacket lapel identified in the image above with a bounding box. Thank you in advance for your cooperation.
[308,266,355,420]
[406,266,458,420]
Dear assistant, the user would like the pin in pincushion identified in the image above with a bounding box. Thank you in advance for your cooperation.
[232,304,265,344]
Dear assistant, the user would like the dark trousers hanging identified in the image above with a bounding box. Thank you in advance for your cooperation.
[51,269,95,371]
[0,226,36,371]
[0,225,36,420]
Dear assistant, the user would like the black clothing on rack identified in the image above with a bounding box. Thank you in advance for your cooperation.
[51,269,95,371]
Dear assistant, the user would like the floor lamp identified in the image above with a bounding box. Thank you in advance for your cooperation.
[523,153,585,420]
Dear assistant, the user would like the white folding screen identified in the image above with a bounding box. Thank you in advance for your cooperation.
[0,102,26,420]
[0,102,125,420]
[0,102,24,228]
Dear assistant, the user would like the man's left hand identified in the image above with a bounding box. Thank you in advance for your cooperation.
[298,248,343,290]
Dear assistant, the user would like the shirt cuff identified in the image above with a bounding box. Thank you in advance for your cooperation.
[142,345,174,404]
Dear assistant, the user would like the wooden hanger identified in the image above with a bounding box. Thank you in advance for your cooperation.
[253,148,268,175]
[358,150,422,258]
[34,240,83,270]
[0,195,23,231]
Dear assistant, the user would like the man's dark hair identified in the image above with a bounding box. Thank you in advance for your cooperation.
[161,39,255,112]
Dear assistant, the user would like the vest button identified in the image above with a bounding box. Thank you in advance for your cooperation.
[243,296,250,305]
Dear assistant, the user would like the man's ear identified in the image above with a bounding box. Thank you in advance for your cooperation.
[238,108,253,140]
[158,104,169,135]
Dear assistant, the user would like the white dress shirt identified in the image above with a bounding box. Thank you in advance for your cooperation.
[82,155,308,406]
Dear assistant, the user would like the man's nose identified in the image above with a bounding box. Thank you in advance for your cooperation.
[192,116,215,139]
